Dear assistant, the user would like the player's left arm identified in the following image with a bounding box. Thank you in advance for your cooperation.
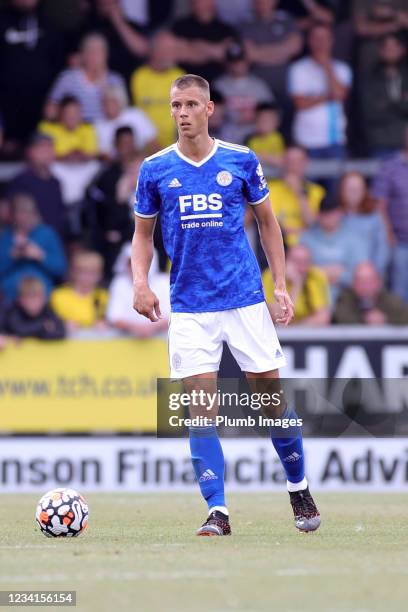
[251,198,294,326]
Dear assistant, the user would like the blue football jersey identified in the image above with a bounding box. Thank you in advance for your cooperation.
[134,139,269,313]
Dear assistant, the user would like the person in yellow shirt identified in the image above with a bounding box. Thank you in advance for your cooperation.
[245,102,285,168]
[263,244,331,325]
[130,31,184,148]
[39,96,98,160]
[269,146,325,247]
[51,252,108,330]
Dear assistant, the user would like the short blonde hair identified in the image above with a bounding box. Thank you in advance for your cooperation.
[171,74,210,100]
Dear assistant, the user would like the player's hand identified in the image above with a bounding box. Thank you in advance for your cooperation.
[133,283,162,322]
[273,288,294,326]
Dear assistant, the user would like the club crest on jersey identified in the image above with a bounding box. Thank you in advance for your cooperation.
[216,170,233,186]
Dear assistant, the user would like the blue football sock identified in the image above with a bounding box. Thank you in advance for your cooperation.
[189,425,226,512]
[270,406,305,485]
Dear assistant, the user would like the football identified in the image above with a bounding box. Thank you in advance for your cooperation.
[35,488,89,538]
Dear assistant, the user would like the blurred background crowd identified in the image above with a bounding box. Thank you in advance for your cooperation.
[1,0,408,345]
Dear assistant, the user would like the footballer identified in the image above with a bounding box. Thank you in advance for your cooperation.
[132,74,320,536]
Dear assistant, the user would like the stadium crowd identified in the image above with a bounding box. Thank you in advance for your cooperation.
[1,0,408,343]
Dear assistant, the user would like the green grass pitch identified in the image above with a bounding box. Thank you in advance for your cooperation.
[0,493,406,612]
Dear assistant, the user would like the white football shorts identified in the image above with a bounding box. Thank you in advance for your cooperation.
[168,301,287,379]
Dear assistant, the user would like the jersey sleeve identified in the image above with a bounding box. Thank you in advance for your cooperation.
[134,160,160,218]
[243,150,270,205]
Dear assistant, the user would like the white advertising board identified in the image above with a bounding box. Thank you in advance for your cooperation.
[0,437,407,492]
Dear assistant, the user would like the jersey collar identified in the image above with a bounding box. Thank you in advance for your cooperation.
[174,138,219,167]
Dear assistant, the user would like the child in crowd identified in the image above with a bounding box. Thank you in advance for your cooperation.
[1,276,65,340]
[39,96,98,161]
[51,251,107,331]
[245,102,285,168]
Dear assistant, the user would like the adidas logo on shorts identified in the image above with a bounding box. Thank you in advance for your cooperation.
[198,469,218,482]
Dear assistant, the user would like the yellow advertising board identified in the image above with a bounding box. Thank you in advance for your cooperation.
[0,339,169,432]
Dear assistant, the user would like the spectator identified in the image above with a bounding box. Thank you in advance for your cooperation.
[39,96,98,161]
[51,251,107,331]
[283,1,354,63]
[0,193,66,302]
[86,127,138,280]
[208,90,237,141]
[6,133,65,237]
[371,125,408,302]
[95,85,158,159]
[0,0,65,152]
[339,171,390,276]
[107,244,170,337]
[360,34,408,157]
[269,146,325,247]
[45,33,127,123]
[72,0,149,81]
[263,244,330,325]
[38,97,101,240]
[245,102,285,168]
[1,276,65,339]
[171,0,238,83]
[288,22,352,159]
[239,0,302,103]
[334,261,408,325]
[300,195,366,303]
[354,0,408,72]
[130,31,184,148]
[213,41,274,144]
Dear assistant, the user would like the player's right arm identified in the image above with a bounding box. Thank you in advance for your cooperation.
[131,160,161,322]
[131,218,161,322]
